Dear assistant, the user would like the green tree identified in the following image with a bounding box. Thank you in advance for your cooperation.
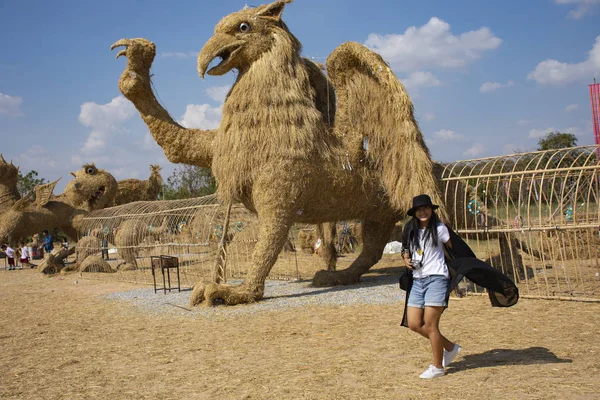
[537,131,578,151]
[17,170,46,197]
[161,165,216,200]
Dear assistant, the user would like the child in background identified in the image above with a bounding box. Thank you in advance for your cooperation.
[1,244,16,270]
[19,242,33,269]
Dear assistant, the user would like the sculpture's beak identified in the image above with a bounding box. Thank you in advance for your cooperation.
[197,34,244,78]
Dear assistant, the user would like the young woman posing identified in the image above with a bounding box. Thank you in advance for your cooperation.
[402,194,461,379]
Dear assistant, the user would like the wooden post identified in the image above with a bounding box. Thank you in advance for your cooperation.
[212,201,232,284]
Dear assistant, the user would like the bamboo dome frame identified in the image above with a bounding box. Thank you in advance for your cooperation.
[76,195,306,287]
[441,145,600,301]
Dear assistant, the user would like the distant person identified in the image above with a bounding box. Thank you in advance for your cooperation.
[101,237,109,260]
[1,244,16,270]
[401,194,461,379]
[19,241,34,269]
[40,230,54,254]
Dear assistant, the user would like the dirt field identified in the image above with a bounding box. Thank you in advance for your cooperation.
[1,268,599,400]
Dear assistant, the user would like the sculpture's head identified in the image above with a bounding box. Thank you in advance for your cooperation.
[0,154,19,187]
[64,164,118,211]
[197,0,299,78]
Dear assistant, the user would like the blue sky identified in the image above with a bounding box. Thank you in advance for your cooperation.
[1,0,599,192]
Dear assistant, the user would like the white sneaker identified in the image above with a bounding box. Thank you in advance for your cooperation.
[419,365,445,379]
[443,344,462,367]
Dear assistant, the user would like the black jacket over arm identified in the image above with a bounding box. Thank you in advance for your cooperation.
[400,225,519,327]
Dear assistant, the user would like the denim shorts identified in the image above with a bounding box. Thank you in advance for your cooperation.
[407,275,450,308]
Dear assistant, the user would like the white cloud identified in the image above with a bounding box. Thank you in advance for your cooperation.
[423,112,436,121]
[565,104,579,112]
[0,92,23,116]
[555,0,600,19]
[479,80,514,93]
[79,96,136,154]
[463,143,486,157]
[402,71,441,91]
[160,51,197,58]
[364,17,502,72]
[179,104,222,130]
[528,35,600,85]
[206,85,231,103]
[434,129,464,142]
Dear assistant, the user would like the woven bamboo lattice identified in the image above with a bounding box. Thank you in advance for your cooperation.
[76,146,600,301]
[441,145,600,300]
[76,195,312,288]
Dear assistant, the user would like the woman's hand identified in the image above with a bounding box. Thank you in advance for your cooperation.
[403,256,413,270]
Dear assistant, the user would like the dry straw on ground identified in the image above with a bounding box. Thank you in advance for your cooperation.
[1,269,599,399]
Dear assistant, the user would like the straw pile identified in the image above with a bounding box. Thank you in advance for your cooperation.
[79,255,114,273]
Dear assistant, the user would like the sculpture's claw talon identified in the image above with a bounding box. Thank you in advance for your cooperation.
[115,49,127,59]
[110,38,131,51]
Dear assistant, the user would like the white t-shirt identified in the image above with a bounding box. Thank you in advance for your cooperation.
[5,247,15,258]
[410,222,450,279]
[21,246,29,258]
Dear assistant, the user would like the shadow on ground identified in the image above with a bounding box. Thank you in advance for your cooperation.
[447,347,572,374]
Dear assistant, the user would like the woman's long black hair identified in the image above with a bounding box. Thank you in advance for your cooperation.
[402,208,441,253]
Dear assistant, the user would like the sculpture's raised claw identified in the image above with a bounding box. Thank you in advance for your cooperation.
[112,38,156,99]
[110,37,156,69]
[110,38,131,58]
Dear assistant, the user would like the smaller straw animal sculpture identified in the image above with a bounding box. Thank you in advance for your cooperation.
[114,217,169,270]
[114,164,163,205]
[0,163,118,246]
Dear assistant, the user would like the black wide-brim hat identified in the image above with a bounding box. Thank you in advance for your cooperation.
[407,194,439,217]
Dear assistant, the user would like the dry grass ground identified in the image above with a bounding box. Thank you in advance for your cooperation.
[1,268,599,400]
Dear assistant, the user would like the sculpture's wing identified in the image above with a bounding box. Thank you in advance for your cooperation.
[326,42,445,216]
[35,179,60,207]
[12,195,32,211]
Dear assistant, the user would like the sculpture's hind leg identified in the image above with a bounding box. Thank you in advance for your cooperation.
[190,212,293,307]
[316,222,337,271]
[312,218,396,286]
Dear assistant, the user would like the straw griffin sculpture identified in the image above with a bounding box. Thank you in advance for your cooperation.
[114,164,163,205]
[112,0,443,306]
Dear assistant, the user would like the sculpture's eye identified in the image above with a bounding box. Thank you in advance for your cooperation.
[86,167,96,175]
[239,22,251,33]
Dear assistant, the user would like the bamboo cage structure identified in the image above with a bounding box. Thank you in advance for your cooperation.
[441,145,600,300]
[75,146,600,301]
[76,195,317,287]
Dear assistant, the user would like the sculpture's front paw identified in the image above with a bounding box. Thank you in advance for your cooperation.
[189,283,264,307]
[111,38,156,98]
[111,38,156,69]
[312,269,360,287]
[189,282,206,307]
